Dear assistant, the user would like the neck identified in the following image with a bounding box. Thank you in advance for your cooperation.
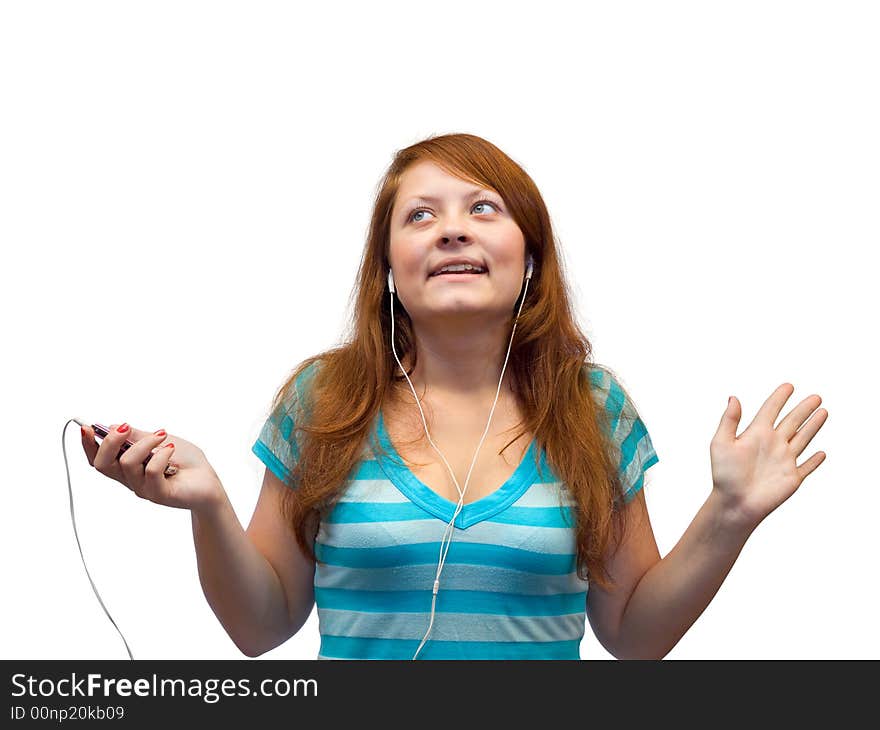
[397,319,517,400]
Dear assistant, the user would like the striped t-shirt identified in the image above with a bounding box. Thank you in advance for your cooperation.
[251,361,659,660]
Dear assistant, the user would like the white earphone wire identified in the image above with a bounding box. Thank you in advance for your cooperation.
[62,419,135,660]
[388,257,533,659]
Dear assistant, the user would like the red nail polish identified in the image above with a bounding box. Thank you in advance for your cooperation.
[154,429,166,437]
[117,423,130,433]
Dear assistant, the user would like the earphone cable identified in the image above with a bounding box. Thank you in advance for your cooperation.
[389,267,532,659]
[62,419,134,660]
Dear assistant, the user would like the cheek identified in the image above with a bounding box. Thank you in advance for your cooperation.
[394,255,434,291]
[389,238,421,272]
[486,230,526,266]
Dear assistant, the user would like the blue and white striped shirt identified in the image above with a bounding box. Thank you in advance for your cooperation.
[251,362,659,659]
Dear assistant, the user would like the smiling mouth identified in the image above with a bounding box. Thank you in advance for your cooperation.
[428,271,488,280]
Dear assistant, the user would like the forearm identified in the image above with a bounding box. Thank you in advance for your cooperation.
[614,490,757,660]
[190,491,292,657]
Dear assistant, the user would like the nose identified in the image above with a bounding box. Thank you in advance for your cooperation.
[438,211,475,245]
[442,233,468,244]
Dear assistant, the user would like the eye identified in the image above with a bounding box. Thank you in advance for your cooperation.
[472,200,498,215]
[407,199,500,224]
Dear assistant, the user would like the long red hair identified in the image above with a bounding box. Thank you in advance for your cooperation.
[266,132,638,591]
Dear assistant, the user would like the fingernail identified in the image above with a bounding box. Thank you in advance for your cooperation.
[164,442,175,449]
[154,429,166,437]
[117,423,130,433]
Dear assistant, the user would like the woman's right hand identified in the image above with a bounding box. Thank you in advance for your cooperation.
[80,423,226,513]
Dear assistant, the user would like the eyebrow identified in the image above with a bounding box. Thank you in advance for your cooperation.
[400,188,499,207]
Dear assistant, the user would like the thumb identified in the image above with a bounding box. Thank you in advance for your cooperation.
[125,425,152,440]
[124,425,165,442]
[717,396,741,441]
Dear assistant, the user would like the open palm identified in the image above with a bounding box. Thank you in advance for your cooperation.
[709,383,828,528]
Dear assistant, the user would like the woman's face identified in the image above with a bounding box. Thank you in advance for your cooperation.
[388,160,528,325]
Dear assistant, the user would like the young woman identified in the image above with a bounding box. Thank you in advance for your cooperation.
[80,133,828,660]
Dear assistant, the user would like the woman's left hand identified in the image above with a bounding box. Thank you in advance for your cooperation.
[709,383,828,529]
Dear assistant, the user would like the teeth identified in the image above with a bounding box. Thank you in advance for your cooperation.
[434,263,485,275]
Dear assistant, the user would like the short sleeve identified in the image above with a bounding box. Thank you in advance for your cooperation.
[251,361,319,486]
[587,365,660,504]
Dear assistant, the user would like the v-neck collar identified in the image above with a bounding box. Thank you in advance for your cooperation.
[370,408,541,529]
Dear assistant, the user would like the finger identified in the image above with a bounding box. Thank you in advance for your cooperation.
[754,383,795,429]
[789,408,829,457]
[778,394,823,441]
[716,395,741,442]
[118,428,170,482]
[126,425,162,443]
[93,423,135,473]
[143,442,175,498]
[80,425,99,467]
[796,450,827,482]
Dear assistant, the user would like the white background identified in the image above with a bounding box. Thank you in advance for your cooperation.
[1,1,876,660]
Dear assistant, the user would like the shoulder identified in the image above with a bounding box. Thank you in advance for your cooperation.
[277,358,323,408]
[582,362,631,408]
[581,361,650,438]
[582,361,612,389]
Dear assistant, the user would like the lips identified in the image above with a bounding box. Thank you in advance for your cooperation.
[429,270,486,276]
[428,270,488,281]
[428,258,488,277]
[428,266,488,278]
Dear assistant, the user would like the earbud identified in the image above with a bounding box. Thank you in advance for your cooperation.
[388,268,395,293]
